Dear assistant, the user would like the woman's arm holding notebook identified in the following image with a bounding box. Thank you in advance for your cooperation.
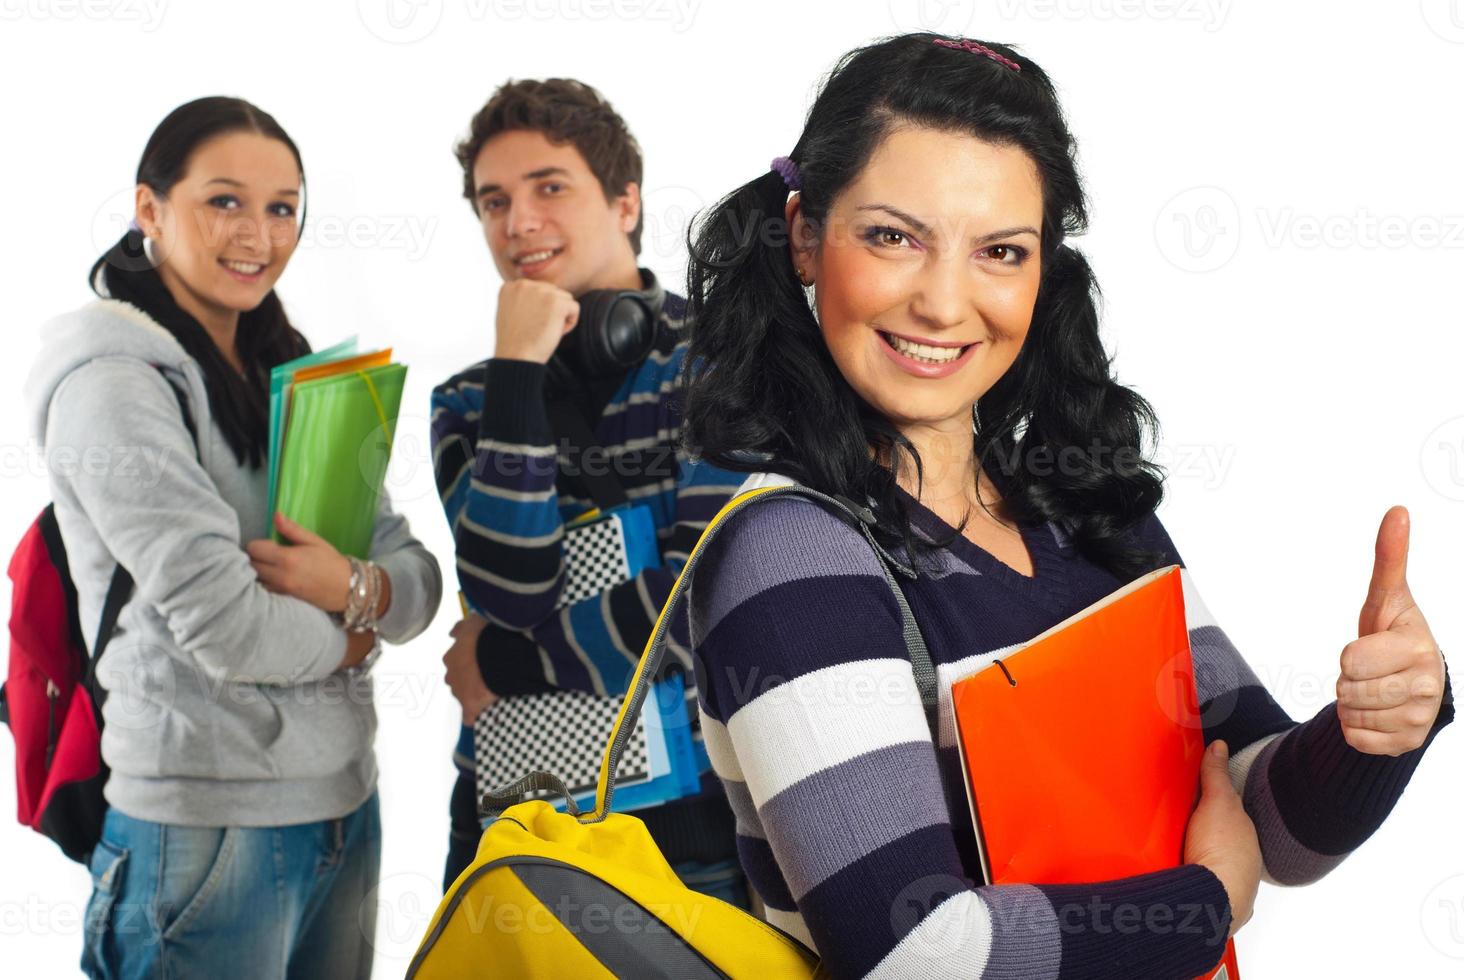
[1135,511,1454,886]
[690,497,1237,978]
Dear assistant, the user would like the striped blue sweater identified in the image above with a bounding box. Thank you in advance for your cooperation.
[430,276,745,702]
[688,477,1454,978]
[430,272,749,862]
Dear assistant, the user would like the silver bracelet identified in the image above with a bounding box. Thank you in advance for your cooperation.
[339,556,378,633]
[341,556,365,630]
[334,561,355,628]
[360,560,382,633]
[350,558,385,633]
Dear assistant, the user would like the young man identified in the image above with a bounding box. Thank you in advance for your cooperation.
[430,78,748,905]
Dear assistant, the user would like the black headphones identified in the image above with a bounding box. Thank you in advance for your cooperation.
[545,288,659,393]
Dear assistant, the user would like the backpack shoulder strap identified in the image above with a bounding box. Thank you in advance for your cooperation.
[36,503,85,660]
[161,369,199,449]
[479,480,939,822]
[810,490,937,723]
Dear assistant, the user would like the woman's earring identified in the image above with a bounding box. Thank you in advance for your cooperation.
[142,234,160,268]
[796,268,812,287]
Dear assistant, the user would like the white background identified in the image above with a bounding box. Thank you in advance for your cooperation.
[2,0,1462,975]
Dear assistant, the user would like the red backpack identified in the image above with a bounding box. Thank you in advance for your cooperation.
[0,367,194,863]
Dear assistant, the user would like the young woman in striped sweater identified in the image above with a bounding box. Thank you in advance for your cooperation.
[679,33,1453,979]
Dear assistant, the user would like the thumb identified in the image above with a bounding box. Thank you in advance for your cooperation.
[1199,739,1232,799]
[1359,505,1414,637]
[274,511,326,547]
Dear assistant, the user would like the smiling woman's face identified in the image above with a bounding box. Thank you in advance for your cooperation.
[790,125,1045,436]
[137,130,302,318]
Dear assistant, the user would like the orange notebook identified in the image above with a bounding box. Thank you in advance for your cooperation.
[289,347,393,385]
[950,565,1240,980]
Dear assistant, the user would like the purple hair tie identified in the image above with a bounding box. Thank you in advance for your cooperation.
[770,155,801,191]
[933,37,1022,72]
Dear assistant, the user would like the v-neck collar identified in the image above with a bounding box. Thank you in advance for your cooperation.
[893,482,1076,611]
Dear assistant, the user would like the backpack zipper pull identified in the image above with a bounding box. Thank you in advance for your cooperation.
[44,679,60,769]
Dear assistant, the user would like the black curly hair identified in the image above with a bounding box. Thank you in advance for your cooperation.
[683,32,1169,581]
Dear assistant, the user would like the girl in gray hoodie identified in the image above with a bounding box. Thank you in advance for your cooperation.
[23,96,442,979]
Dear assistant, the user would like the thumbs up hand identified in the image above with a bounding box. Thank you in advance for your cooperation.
[1336,505,1448,756]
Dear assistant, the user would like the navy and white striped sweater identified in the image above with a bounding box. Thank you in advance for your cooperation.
[688,479,1454,979]
[429,273,745,703]
[429,271,750,862]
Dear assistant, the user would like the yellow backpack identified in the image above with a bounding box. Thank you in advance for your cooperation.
[406,482,936,978]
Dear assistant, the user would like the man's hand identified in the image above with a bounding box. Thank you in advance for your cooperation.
[493,279,579,363]
[444,615,497,724]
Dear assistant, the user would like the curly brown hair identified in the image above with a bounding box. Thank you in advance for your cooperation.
[454,78,644,255]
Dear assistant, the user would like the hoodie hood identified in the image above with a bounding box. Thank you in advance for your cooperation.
[24,297,197,446]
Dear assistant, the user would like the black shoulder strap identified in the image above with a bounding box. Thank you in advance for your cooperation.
[820,491,938,724]
[546,395,629,512]
[83,368,199,707]
[37,504,85,668]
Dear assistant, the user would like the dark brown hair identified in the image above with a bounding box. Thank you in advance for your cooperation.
[454,78,644,254]
[91,96,311,469]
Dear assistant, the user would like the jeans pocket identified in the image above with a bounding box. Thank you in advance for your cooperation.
[158,825,239,943]
[81,838,130,979]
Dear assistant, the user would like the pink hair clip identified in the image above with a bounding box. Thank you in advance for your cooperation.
[933,37,1022,72]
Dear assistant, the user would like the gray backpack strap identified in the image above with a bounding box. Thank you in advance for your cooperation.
[480,482,937,822]
[479,770,579,820]
[822,492,938,731]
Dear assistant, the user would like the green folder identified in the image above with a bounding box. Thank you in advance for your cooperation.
[272,362,408,558]
[267,336,358,520]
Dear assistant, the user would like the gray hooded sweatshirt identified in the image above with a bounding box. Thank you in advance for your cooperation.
[23,297,443,827]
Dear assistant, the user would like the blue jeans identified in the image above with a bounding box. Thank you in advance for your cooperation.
[81,791,382,980]
[668,857,751,908]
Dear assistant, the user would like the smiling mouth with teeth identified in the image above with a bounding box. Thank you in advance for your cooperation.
[515,247,563,265]
[879,331,973,364]
[220,259,265,275]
